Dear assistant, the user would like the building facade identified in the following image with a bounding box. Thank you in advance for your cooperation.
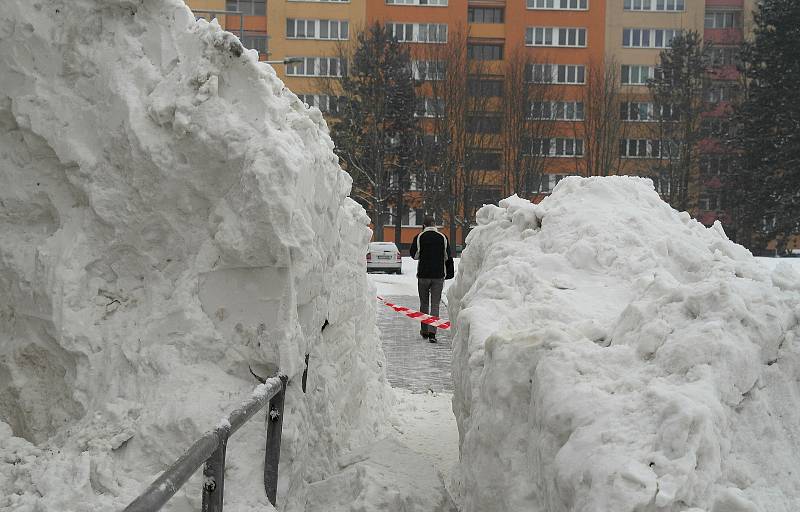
[183,0,756,246]
[185,0,269,60]
[698,0,755,227]
[267,0,366,106]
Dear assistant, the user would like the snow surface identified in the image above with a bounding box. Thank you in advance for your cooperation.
[448,177,800,512]
[0,1,393,510]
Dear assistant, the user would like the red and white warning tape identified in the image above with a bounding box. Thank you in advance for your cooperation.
[376,296,451,330]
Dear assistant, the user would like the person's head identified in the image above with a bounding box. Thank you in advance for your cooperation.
[422,216,436,228]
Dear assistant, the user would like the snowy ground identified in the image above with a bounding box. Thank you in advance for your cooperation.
[368,258,462,502]
[369,258,459,300]
[371,255,800,504]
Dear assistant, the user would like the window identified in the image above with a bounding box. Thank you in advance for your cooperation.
[415,97,445,117]
[286,57,347,77]
[386,0,448,5]
[698,192,721,211]
[469,186,503,213]
[554,138,583,157]
[620,102,655,121]
[702,117,735,138]
[526,27,587,47]
[529,138,584,157]
[467,44,504,60]
[705,11,742,29]
[241,32,268,54]
[527,0,588,10]
[287,19,349,40]
[623,28,680,48]
[467,152,502,170]
[297,94,345,114]
[468,79,503,97]
[619,139,663,158]
[706,83,738,104]
[710,46,740,67]
[637,103,669,121]
[655,104,679,121]
[700,155,731,177]
[468,7,504,23]
[288,0,348,2]
[624,0,685,11]
[540,173,574,193]
[467,116,502,134]
[387,22,447,43]
[529,101,585,120]
[226,0,266,15]
[385,205,412,225]
[527,64,586,84]
[621,65,654,85]
[412,60,446,80]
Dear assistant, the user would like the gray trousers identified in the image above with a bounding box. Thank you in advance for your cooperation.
[418,278,445,336]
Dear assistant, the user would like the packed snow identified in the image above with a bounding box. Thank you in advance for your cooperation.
[0,1,393,510]
[3,1,800,511]
[447,176,800,512]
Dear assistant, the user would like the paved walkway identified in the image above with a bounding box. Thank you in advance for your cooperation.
[377,295,453,393]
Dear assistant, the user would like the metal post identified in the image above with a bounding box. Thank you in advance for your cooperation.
[264,374,288,505]
[202,430,229,512]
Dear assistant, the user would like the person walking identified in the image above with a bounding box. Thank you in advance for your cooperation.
[409,216,454,343]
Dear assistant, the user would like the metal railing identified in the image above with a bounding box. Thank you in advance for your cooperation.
[124,374,288,512]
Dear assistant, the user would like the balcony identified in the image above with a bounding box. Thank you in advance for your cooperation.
[704,28,744,45]
[705,0,743,6]
[468,23,506,40]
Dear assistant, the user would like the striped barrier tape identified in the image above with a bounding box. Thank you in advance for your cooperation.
[376,296,451,330]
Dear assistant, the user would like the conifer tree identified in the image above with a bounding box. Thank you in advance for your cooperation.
[648,31,711,212]
[728,0,800,252]
[328,23,419,242]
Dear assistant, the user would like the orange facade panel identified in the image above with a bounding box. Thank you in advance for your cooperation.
[468,22,506,40]
[367,1,469,25]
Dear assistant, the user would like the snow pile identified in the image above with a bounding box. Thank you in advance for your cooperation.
[304,437,456,512]
[0,1,391,510]
[448,177,800,512]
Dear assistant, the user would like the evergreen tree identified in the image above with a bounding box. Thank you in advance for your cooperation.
[728,0,800,253]
[329,23,419,242]
[648,31,711,212]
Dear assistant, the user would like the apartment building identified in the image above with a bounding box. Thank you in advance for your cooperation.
[511,0,607,184]
[366,1,469,243]
[183,0,756,244]
[266,0,365,112]
[608,0,704,196]
[185,0,269,59]
[698,0,755,226]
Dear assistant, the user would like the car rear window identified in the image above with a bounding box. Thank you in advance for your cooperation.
[370,243,397,249]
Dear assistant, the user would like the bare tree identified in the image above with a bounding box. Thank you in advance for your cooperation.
[417,25,498,245]
[578,58,631,177]
[501,48,561,197]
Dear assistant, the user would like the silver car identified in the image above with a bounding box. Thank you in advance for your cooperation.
[366,242,402,274]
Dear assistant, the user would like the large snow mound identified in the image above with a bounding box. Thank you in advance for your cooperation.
[0,1,391,510]
[448,177,800,512]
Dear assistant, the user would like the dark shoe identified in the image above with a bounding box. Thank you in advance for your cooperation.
[420,330,430,339]
[428,336,437,343]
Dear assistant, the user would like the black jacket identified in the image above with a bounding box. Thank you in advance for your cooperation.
[410,228,454,279]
